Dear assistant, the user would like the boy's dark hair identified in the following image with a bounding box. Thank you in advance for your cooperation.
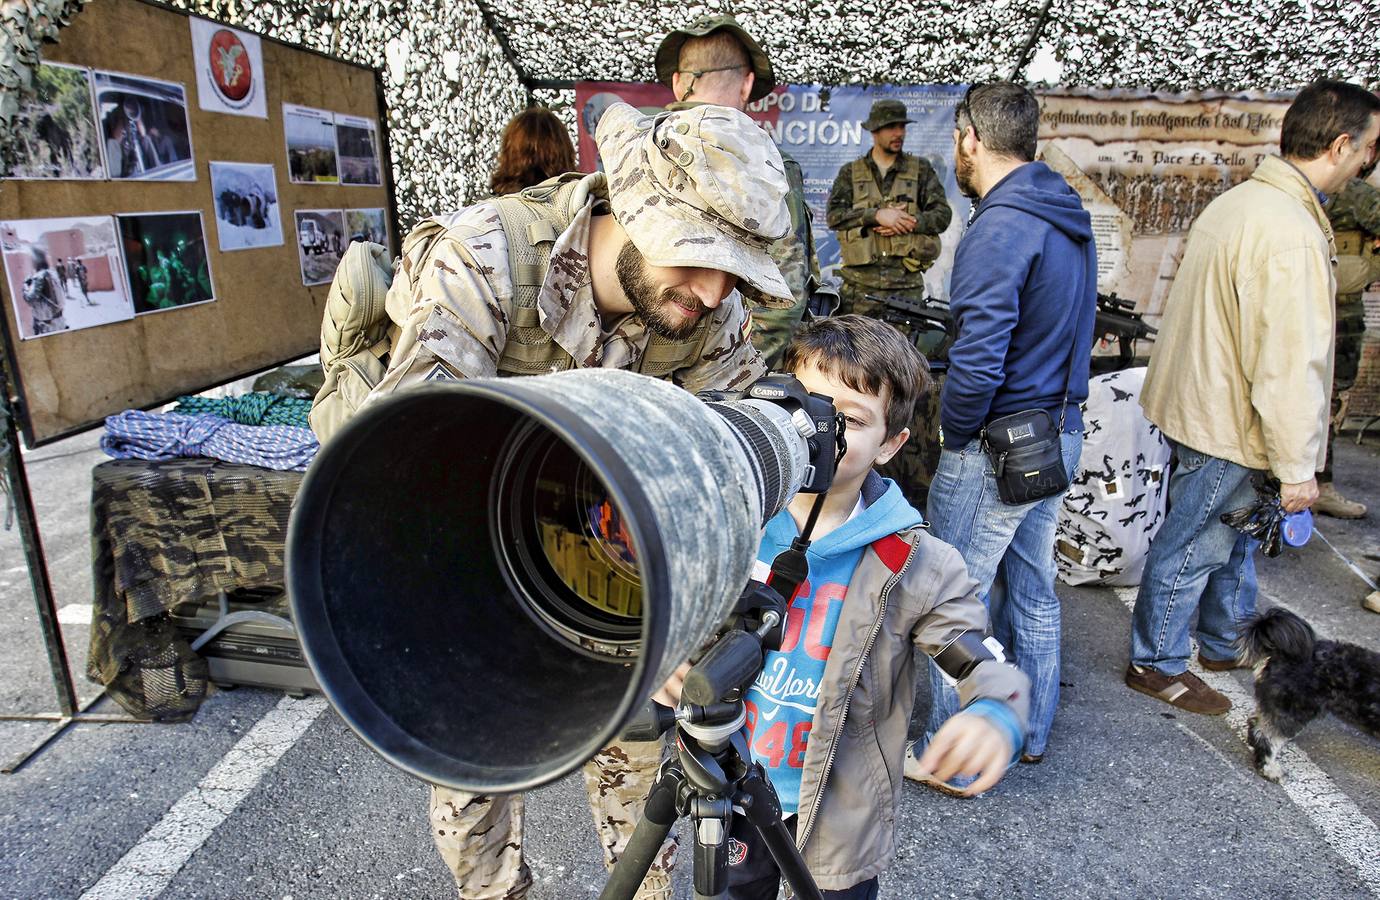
[783,314,931,439]
[1280,80,1380,160]
[956,81,1040,162]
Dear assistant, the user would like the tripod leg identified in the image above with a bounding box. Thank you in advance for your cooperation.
[600,763,685,900]
[738,768,824,900]
[691,796,734,899]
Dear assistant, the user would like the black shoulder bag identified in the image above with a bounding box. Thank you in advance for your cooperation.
[979,337,1076,506]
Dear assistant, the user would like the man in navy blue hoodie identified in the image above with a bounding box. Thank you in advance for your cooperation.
[908,82,1097,788]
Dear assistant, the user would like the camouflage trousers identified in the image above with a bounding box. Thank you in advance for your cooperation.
[876,372,944,513]
[1321,296,1367,483]
[430,738,676,899]
[837,280,946,510]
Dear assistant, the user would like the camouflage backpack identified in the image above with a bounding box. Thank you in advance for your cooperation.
[309,173,705,443]
[308,238,415,443]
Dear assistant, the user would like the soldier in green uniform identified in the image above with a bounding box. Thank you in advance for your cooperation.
[655,14,820,368]
[827,99,952,332]
[1321,174,1380,518]
[827,99,954,508]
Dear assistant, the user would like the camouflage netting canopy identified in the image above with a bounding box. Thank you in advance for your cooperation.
[4,0,1379,227]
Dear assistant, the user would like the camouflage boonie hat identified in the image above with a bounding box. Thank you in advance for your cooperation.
[655,14,776,103]
[595,101,793,306]
[863,99,914,131]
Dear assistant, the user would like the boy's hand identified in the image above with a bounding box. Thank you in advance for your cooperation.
[650,662,692,708]
[913,713,1014,796]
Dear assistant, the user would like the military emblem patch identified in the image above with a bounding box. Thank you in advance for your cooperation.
[424,362,458,382]
[728,836,748,867]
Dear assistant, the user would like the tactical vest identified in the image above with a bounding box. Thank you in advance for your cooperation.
[490,174,711,377]
[837,154,937,269]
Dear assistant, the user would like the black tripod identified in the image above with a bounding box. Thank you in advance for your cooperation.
[601,497,832,900]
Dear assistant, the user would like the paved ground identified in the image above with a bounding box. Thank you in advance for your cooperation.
[0,426,1377,899]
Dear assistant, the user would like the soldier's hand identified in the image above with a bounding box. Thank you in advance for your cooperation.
[874,225,900,236]
[1279,477,1319,513]
[914,712,1013,797]
[875,208,916,233]
[651,662,692,708]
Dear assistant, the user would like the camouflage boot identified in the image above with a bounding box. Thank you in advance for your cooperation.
[1314,482,1367,519]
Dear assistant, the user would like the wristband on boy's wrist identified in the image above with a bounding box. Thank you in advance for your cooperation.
[962,698,1025,764]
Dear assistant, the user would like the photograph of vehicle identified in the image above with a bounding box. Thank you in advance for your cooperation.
[295,209,345,285]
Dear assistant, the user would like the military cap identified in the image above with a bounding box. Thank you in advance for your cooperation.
[862,99,914,131]
[595,101,792,306]
[654,14,776,103]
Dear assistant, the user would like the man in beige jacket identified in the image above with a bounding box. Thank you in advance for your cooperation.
[1128,80,1380,715]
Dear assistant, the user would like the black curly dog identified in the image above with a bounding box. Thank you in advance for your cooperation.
[1240,607,1380,782]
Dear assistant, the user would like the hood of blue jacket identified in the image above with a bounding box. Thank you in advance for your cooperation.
[761,472,922,562]
[973,161,1093,245]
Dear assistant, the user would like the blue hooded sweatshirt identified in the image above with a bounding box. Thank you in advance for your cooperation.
[940,161,1098,447]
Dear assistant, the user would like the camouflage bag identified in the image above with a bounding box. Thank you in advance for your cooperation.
[308,239,399,443]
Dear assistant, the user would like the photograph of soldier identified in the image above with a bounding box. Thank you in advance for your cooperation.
[116,212,214,314]
[209,161,284,251]
[94,71,195,181]
[294,209,346,285]
[284,103,340,184]
[345,208,387,247]
[335,114,382,186]
[1318,171,1380,518]
[19,249,67,336]
[4,62,106,180]
[2,215,135,338]
[828,98,954,506]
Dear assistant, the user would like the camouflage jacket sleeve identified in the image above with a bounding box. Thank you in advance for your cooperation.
[827,161,877,231]
[1334,179,1380,236]
[915,160,954,237]
[367,208,513,400]
[752,158,815,368]
[674,293,767,396]
[767,156,814,306]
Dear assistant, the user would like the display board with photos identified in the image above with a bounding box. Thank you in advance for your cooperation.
[0,0,395,445]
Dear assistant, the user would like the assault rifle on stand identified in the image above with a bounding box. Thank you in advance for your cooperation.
[1095,292,1157,372]
[867,293,952,373]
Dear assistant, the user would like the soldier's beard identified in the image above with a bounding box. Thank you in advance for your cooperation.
[955,140,978,199]
[615,241,705,341]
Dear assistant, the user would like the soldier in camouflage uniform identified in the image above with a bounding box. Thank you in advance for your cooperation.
[826,99,952,330]
[825,100,954,509]
[370,101,791,899]
[655,14,820,369]
[1320,174,1380,518]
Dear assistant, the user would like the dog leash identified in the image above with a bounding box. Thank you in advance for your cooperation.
[1311,525,1380,591]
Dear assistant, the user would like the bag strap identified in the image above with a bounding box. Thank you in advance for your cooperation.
[980,302,1083,446]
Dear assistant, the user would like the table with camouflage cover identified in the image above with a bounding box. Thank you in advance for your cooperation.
[86,458,302,721]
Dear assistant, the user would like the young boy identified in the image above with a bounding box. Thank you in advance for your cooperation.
[728,315,1030,898]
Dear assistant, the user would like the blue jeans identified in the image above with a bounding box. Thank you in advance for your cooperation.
[1130,443,1260,674]
[923,431,1083,760]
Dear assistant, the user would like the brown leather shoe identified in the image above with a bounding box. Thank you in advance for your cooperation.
[1125,664,1231,715]
[1197,652,1247,672]
[1314,483,1367,519]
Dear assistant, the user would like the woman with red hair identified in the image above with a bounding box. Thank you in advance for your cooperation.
[489,107,577,196]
